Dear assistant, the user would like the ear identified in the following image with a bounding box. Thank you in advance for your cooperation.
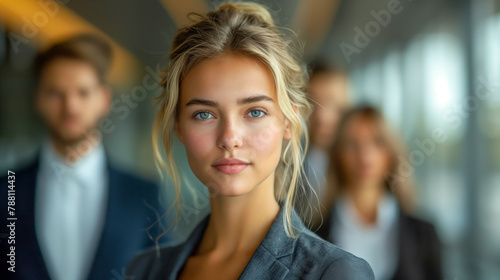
[100,85,112,116]
[283,118,292,141]
[175,121,184,144]
[283,105,298,141]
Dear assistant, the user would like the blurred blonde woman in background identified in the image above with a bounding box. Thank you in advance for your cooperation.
[126,2,374,280]
[316,105,442,280]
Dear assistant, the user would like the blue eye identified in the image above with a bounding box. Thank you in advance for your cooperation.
[247,110,266,118]
[194,111,213,120]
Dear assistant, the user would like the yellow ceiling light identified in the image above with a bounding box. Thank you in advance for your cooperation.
[0,0,142,89]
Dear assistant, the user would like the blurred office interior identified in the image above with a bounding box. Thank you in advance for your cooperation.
[0,0,499,279]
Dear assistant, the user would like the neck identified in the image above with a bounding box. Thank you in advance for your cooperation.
[312,142,328,153]
[345,181,384,225]
[49,134,99,164]
[197,174,280,257]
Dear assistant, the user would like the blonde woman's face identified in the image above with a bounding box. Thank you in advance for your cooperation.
[177,54,291,197]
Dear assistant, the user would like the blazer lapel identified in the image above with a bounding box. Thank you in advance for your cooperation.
[159,215,210,280]
[144,209,302,280]
[87,161,165,279]
[16,158,52,279]
[86,163,116,279]
[238,209,304,280]
[238,246,289,280]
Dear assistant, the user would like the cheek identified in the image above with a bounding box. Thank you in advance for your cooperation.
[41,99,62,120]
[88,95,106,115]
[247,122,284,161]
[94,95,107,114]
[182,127,216,162]
[376,150,392,173]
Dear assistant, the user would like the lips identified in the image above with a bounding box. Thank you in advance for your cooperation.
[212,158,249,175]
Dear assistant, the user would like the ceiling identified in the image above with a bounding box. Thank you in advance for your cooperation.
[0,0,459,80]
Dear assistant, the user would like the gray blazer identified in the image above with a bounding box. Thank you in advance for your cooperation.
[126,208,374,279]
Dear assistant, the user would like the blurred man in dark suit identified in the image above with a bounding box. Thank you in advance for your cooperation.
[306,61,350,196]
[0,34,167,280]
[298,61,350,225]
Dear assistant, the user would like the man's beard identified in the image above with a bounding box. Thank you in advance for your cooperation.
[48,123,101,162]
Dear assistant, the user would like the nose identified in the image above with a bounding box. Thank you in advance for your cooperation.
[62,92,80,115]
[217,119,243,152]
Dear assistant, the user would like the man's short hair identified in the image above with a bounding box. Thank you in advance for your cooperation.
[34,34,112,84]
[308,59,346,79]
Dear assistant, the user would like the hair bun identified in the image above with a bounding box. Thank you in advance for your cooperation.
[217,2,275,26]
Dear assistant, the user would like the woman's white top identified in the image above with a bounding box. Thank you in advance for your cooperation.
[331,194,399,280]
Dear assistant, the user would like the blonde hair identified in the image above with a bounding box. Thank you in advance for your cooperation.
[153,2,312,238]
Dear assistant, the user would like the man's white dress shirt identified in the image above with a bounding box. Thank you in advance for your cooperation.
[35,140,108,280]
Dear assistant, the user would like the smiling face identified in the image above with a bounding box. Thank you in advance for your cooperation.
[176,54,291,197]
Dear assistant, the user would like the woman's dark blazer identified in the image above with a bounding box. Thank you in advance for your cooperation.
[126,208,375,280]
[315,208,443,280]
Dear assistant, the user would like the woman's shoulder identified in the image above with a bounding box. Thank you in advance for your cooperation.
[126,215,210,279]
[289,228,375,279]
[399,213,441,245]
[400,213,436,230]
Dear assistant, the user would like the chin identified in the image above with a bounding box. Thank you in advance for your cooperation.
[204,179,255,197]
[53,132,97,152]
[60,133,87,143]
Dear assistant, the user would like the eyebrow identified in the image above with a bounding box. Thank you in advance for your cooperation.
[237,95,274,105]
[185,94,274,107]
[185,98,217,107]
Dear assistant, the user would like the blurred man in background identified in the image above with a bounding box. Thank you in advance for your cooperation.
[0,34,165,280]
[301,60,350,225]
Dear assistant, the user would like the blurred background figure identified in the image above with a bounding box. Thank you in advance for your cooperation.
[307,61,350,151]
[316,105,441,280]
[0,34,167,280]
[0,0,499,279]
[302,60,349,223]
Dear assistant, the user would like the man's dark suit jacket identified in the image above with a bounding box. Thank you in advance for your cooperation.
[315,207,443,280]
[126,208,375,280]
[0,156,167,280]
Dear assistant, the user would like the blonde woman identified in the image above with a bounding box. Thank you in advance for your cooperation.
[126,3,374,279]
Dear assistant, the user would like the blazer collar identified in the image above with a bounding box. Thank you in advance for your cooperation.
[159,207,305,280]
